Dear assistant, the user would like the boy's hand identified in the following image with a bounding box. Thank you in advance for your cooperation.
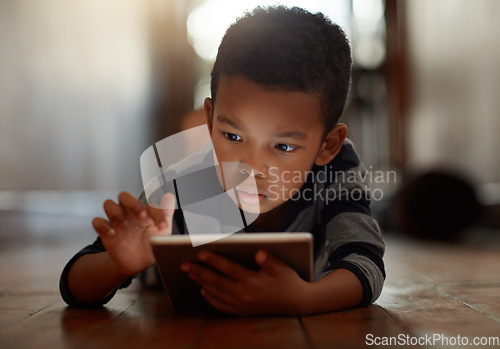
[92,192,176,277]
[180,250,310,316]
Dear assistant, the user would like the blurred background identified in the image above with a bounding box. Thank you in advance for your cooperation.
[1,0,500,241]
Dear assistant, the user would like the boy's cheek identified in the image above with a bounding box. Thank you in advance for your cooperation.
[269,180,305,198]
[279,170,310,185]
[267,184,281,201]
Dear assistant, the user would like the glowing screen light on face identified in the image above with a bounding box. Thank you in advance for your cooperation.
[140,125,259,247]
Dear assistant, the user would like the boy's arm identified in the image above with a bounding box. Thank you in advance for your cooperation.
[65,251,135,305]
[301,268,363,314]
[317,139,386,306]
[320,212,386,307]
[59,238,133,308]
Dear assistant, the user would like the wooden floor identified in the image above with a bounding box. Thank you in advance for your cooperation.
[1,208,500,349]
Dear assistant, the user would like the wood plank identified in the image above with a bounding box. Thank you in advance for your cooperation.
[301,305,419,349]
[378,254,500,338]
[0,243,86,293]
[0,293,137,349]
[199,314,310,349]
[385,237,500,286]
[0,294,60,330]
[444,286,500,322]
[82,290,207,349]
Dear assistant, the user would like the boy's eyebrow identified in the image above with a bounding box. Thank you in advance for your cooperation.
[216,115,242,130]
[275,131,308,140]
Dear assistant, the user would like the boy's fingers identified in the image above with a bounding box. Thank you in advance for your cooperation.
[185,262,238,293]
[198,282,237,307]
[146,207,169,230]
[199,287,242,316]
[161,193,176,227]
[160,192,177,210]
[103,199,126,225]
[118,191,142,215]
[92,217,116,237]
[196,251,248,282]
[255,250,289,272]
[146,193,176,229]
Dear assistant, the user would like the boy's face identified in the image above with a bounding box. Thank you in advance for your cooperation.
[204,76,344,227]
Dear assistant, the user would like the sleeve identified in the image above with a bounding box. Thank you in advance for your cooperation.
[59,237,133,308]
[318,140,386,306]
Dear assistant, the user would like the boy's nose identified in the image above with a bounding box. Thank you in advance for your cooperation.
[240,167,266,178]
[239,152,268,178]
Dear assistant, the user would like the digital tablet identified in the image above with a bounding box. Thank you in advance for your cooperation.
[150,233,313,308]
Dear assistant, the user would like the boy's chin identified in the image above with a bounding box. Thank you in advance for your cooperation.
[235,200,278,216]
[240,200,285,215]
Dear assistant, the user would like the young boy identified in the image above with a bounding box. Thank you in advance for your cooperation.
[60,6,385,316]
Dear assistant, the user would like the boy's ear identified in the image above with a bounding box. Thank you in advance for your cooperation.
[314,123,348,166]
[204,97,214,137]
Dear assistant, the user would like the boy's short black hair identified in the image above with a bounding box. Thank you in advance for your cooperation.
[211,6,352,133]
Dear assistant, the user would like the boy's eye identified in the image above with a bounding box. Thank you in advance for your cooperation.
[223,132,242,142]
[276,143,296,152]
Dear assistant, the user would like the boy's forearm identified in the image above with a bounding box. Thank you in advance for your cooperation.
[299,269,364,315]
[67,252,132,305]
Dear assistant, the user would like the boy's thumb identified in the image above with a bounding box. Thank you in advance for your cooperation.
[160,193,176,227]
[160,192,177,211]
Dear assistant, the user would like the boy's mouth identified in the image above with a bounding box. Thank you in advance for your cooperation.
[236,189,266,205]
